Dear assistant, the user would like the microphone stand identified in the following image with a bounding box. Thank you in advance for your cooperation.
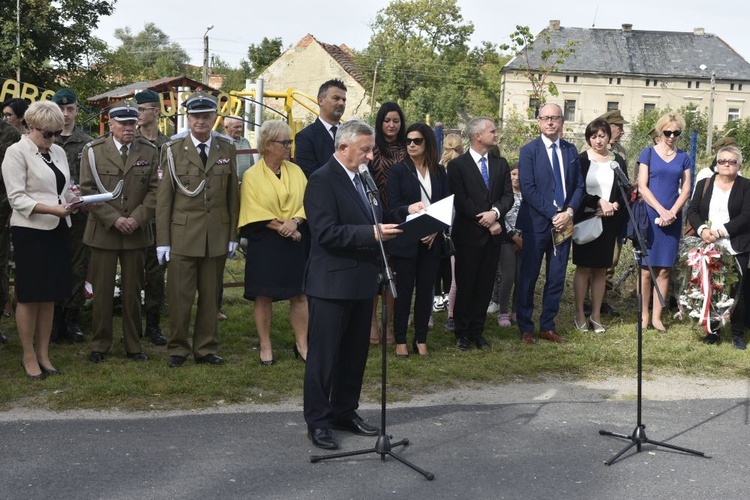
[310,174,434,480]
[598,175,708,465]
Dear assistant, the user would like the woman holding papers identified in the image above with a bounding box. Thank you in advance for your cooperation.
[1,101,78,379]
[386,123,450,356]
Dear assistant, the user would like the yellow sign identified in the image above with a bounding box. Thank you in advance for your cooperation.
[0,78,55,103]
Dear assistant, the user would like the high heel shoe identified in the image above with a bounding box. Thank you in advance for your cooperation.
[394,344,409,358]
[21,359,45,380]
[292,345,306,363]
[574,318,589,332]
[412,341,429,356]
[40,365,63,376]
[260,358,276,366]
[588,318,606,334]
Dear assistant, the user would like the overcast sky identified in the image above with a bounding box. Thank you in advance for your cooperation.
[94,0,750,73]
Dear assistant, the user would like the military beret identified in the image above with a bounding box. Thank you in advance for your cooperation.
[598,110,629,125]
[134,90,161,105]
[712,136,737,152]
[52,88,78,106]
[184,91,218,114]
[109,100,139,122]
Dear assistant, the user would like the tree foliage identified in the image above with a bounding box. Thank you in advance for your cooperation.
[247,37,283,78]
[0,0,116,86]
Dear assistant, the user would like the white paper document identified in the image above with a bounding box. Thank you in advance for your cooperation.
[66,192,114,209]
[394,195,454,245]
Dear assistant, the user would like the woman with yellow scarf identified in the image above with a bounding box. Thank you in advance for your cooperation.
[239,120,308,365]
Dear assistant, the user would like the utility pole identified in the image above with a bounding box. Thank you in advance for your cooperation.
[16,0,21,90]
[202,25,214,84]
[370,59,382,113]
[706,70,716,154]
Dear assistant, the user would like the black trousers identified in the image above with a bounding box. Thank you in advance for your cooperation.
[391,245,441,345]
[303,296,372,430]
[453,242,501,340]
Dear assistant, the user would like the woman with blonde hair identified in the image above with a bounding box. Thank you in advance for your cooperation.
[438,133,462,332]
[239,120,308,364]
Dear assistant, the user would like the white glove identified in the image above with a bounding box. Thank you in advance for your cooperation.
[156,246,171,265]
[228,241,238,258]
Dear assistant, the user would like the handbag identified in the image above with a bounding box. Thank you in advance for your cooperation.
[625,147,652,247]
[684,177,712,237]
[572,216,603,245]
[440,231,456,256]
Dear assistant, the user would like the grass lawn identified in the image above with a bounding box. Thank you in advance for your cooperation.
[0,250,747,412]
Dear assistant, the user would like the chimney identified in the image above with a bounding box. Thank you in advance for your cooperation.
[622,24,633,32]
[694,27,705,36]
[549,20,560,31]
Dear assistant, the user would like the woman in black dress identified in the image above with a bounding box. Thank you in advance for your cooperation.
[572,118,627,334]
[238,120,308,365]
[2,101,77,379]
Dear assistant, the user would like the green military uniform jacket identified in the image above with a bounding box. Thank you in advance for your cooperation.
[156,135,239,257]
[0,121,22,209]
[136,129,171,150]
[80,136,159,250]
[57,127,95,184]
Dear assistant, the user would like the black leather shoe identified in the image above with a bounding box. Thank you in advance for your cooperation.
[167,355,186,368]
[732,336,747,350]
[126,352,148,361]
[474,335,490,349]
[89,351,105,363]
[195,353,224,365]
[702,333,720,345]
[145,325,167,346]
[456,336,471,351]
[40,365,63,376]
[308,428,338,450]
[331,416,379,436]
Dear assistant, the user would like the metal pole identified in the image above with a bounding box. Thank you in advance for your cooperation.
[16,0,21,89]
[202,25,214,84]
[706,71,716,154]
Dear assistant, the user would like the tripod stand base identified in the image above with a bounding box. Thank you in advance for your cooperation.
[310,433,434,480]
[599,425,709,465]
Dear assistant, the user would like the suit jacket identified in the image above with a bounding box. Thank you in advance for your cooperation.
[303,156,383,299]
[2,135,75,230]
[80,136,159,250]
[687,175,750,254]
[516,136,584,234]
[295,118,335,178]
[386,159,451,258]
[156,135,240,258]
[575,151,628,225]
[447,151,513,247]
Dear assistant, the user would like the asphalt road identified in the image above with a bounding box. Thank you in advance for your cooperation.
[1,381,749,499]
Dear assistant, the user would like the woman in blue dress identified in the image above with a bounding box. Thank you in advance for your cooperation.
[637,112,692,332]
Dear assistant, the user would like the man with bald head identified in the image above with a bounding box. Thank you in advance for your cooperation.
[223,115,253,179]
[515,103,584,344]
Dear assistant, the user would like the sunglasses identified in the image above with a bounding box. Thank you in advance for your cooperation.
[41,130,63,139]
[717,158,738,166]
[272,140,293,147]
[405,137,424,146]
[662,130,682,138]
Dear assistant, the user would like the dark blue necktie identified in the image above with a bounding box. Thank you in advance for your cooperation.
[353,174,369,207]
[551,143,565,208]
[479,156,489,189]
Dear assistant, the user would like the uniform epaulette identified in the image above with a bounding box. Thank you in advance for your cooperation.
[135,136,158,149]
[84,137,107,149]
[214,133,234,145]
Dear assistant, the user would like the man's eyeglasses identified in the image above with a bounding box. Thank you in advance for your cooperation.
[405,137,424,145]
[137,106,159,113]
[663,130,682,138]
[272,140,293,147]
[41,130,63,139]
[538,115,562,123]
[717,158,739,166]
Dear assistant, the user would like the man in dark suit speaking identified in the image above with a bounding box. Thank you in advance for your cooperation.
[447,117,514,351]
[515,103,584,344]
[294,79,347,177]
[302,119,402,450]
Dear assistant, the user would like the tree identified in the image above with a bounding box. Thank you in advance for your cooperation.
[0,0,116,86]
[247,37,283,78]
[211,56,252,93]
[500,25,578,116]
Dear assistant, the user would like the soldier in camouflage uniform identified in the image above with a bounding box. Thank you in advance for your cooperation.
[52,88,94,343]
[0,120,22,343]
[134,90,170,346]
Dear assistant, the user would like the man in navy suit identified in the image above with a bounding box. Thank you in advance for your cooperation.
[515,103,584,344]
[447,118,514,350]
[294,79,347,177]
[302,119,402,450]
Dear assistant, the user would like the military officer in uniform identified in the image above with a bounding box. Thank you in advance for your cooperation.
[156,91,239,368]
[80,101,158,362]
[134,89,169,346]
[52,88,94,343]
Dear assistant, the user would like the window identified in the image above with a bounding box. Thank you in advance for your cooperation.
[528,97,540,119]
[565,75,570,83]
[653,80,658,87]
[728,108,741,121]
[646,79,650,86]
[730,83,735,91]
[740,84,744,91]
[643,103,656,114]
[564,100,576,122]
[696,81,700,89]
[688,81,692,89]
[573,76,578,83]
[609,77,614,84]
[607,102,619,112]
[617,78,622,85]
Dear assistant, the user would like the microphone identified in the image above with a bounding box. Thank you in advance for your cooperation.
[610,160,630,188]
[358,164,379,194]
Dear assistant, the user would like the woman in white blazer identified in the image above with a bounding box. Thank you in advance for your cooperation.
[2,100,78,379]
